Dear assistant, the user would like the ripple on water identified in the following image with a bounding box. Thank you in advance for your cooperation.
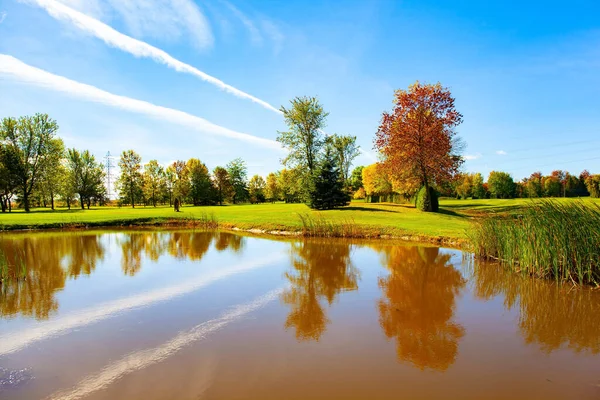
[0,367,34,391]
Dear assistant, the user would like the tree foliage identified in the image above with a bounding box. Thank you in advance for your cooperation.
[226,158,248,204]
[277,96,328,175]
[374,82,463,212]
[67,149,105,209]
[308,147,350,210]
[1,114,62,212]
[117,150,143,208]
[213,166,233,206]
[326,134,360,183]
[248,175,266,204]
[487,171,516,199]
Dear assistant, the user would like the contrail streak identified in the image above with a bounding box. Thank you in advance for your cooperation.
[0,254,285,356]
[46,288,284,400]
[0,54,282,150]
[19,0,282,114]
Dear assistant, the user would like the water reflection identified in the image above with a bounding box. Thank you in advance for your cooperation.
[0,231,245,320]
[376,245,466,371]
[473,262,600,354]
[281,240,359,341]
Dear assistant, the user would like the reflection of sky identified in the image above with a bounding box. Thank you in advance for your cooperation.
[0,233,290,355]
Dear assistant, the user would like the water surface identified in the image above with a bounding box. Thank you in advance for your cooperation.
[1,230,600,399]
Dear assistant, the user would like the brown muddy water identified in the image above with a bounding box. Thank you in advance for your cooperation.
[1,230,600,400]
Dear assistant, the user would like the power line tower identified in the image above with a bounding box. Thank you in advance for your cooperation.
[104,151,116,200]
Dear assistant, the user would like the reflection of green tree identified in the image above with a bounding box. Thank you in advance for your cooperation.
[214,232,244,253]
[0,234,105,320]
[377,246,465,371]
[0,230,247,320]
[282,240,359,341]
[473,262,600,354]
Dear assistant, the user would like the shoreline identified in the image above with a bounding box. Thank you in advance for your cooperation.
[0,218,469,250]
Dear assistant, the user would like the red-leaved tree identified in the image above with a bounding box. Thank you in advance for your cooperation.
[374,82,464,211]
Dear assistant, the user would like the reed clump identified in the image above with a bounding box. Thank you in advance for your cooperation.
[177,213,219,229]
[469,200,600,285]
[0,250,27,284]
[298,213,362,238]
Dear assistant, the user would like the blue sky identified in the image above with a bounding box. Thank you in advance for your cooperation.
[1,0,599,181]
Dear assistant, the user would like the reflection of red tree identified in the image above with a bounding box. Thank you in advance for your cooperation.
[378,246,465,371]
[282,240,359,342]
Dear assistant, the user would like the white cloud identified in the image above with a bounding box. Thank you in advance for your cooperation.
[53,0,213,49]
[260,17,285,54]
[221,0,262,45]
[464,153,482,160]
[0,54,282,150]
[496,150,507,155]
[0,11,6,24]
[21,0,281,114]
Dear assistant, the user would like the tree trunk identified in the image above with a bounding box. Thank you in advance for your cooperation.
[87,198,91,209]
[67,198,71,210]
[23,190,30,212]
[80,194,85,210]
[50,191,55,211]
[130,189,135,208]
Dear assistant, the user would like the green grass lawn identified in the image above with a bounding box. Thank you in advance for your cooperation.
[1,198,598,241]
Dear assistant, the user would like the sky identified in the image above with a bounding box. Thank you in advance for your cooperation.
[0,0,599,183]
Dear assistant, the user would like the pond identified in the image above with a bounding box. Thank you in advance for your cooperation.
[1,230,600,400]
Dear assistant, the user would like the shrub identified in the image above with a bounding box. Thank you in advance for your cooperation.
[415,186,439,212]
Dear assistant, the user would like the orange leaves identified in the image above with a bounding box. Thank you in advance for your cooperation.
[374,82,463,189]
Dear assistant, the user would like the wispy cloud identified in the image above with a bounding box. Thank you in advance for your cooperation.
[496,150,507,155]
[0,55,282,150]
[464,153,482,160]
[106,0,213,49]
[0,254,285,357]
[221,0,262,45]
[20,0,281,114]
[0,11,6,23]
[260,17,285,54]
[46,288,284,400]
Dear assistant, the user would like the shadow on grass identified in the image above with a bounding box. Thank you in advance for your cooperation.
[342,206,397,213]
[437,208,468,218]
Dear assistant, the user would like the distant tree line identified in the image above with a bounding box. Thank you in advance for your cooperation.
[353,164,599,201]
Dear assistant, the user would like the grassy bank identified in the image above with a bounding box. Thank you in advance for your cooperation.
[470,200,600,285]
[0,198,598,248]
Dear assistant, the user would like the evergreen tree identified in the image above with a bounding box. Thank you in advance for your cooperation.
[308,148,350,210]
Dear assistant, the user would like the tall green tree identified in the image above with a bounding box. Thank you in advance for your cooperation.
[248,175,266,204]
[326,134,360,183]
[1,114,62,212]
[487,171,515,199]
[226,158,248,204]
[265,172,280,202]
[277,96,328,175]
[213,166,233,206]
[350,166,365,191]
[66,149,105,209]
[277,168,303,203]
[308,147,350,210]
[164,166,176,206]
[187,158,214,205]
[0,144,21,212]
[471,173,485,199]
[117,150,143,208]
[38,139,65,210]
[143,160,165,207]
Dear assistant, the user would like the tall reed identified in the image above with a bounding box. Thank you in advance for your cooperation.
[0,249,28,284]
[469,200,600,284]
[297,213,361,238]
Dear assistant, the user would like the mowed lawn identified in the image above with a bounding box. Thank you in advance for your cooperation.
[1,198,598,239]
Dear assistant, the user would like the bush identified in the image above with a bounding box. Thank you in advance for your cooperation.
[415,186,439,212]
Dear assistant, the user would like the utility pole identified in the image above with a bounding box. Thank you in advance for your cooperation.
[105,151,115,200]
